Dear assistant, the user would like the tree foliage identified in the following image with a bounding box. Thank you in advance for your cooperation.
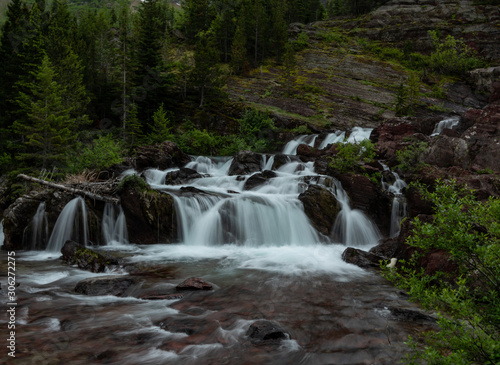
[384,180,500,365]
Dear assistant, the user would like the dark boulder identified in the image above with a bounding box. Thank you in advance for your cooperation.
[119,180,177,244]
[387,306,436,323]
[176,277,213,291]
[342,247,384,269]
[244,170,277,190]
[228,150,262,176]
[74,276,139,297]
[134,141,191,172]
[61,240,120,273]
[246,320,289,345]
[298,185,340,236]
[296,144,322,161]
[164,168,203,185]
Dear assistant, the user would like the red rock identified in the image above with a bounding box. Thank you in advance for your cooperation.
[176,277,213,291]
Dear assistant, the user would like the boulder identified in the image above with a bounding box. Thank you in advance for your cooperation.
[296,144,322,161]
[298,185,340,236]
[244,170,277,190]
[228,150,263,176]
[424,135,470,169]
[164,168,203,185]
[74,276,139,297]
[176,277,213,291]
[61,240,120,273]
[119,179,177,244]
[246,320,289,345]
[134,141,191,172]
[342,247,384,269]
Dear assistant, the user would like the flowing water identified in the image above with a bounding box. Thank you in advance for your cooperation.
[0,131,436,364]
[431,116,460,136]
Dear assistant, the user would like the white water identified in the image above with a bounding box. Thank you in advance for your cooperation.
[318,131,346,149]
[381,163,408,237]
[102,203,129,246]
[24,202,49,250]
[431,117,460,136]
[346,127,373,143]
[46,197,89,252]
[282,134,318,155]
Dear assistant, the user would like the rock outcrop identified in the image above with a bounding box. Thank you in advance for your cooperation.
[298,184,340,236]
[228,150,263,176]
[134,141,191,172]
[61,240,120,273]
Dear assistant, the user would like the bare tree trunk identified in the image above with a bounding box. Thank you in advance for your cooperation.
[18,174,120,205]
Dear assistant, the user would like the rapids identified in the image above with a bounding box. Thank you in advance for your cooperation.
[0,128,434,365]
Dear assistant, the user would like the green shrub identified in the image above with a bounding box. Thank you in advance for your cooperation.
[70,134,124,172]
[117,174,150,193]
[383,180,500,364]
[395,141,428,172]
[428,30,485,75]
[329,139,376,173]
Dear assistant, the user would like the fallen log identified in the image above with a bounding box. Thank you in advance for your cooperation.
[17,174,120,205]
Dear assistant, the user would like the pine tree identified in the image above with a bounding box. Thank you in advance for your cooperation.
[190,30,224,107]
[231,17,247,75]
[0,0,30,131]
[12,55,75,169]
[270,0,288,63]
[147,103,172,144]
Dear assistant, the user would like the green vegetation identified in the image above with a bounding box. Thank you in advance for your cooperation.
[329,139,376,173]
[69,134,124,172]
[383,180,500,365]
[395,141,429,172]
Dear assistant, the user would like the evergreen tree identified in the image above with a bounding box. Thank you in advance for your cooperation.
[147,103,172,144]
[0,0,30,132]
[231,15,248,75]
[270,0,288,63]
[190,30,224,107]
[12,55,75,169]
[181,0,214,42]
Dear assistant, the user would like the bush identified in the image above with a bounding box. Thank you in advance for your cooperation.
[383,180,500,364]
[428,30,485,76]
[395,141,428,172]
[70,134,123,172]
[329,139,375,173]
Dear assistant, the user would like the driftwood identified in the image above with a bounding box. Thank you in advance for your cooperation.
[17,174,120,205]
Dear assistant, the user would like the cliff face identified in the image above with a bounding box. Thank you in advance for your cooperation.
[357,0,500,62]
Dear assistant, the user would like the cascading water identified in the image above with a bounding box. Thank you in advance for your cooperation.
[24,202,49,250]
[346,127,373,143]
[282,134,318,155]
[46,196,89,252]
[381,163,408,237]
[431,116,460,136]
[318,131,346,149]
[102,203,129,245]
[0,219,4,247]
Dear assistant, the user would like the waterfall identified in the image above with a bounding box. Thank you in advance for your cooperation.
[24,202,49,250]
[381,163,408,237]
[329,181,382,246]
[346,127,373,143]
[431,117,460,136]
[318,131,346,149]
[46,197,89,252]
[102,203,129,245]
[282,134,318,155]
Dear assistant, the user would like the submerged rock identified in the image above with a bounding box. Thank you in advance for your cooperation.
[342,247,384,269]
[164,168,203,185]
[244,170,277,190]
[74,276,139,297]
[246,320,289,345]
[176,277,213,291]
[61,240,120,273]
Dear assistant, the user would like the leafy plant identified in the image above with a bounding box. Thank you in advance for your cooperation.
[69,134,124,172]
[395,141,428,172]
[329,139,376,173]
[428,30,485,75]
[383,180,500,365]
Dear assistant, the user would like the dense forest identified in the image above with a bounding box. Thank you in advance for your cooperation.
[0,0,396,177]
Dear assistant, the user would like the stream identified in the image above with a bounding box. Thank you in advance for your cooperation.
[0,130,438,365]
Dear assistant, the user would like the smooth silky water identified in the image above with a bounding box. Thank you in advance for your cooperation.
[0,130,435,365]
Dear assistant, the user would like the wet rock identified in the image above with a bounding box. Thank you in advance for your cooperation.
[119,181,177,244]
[335,174,392,236]
[342,247,384,269]
[272,153,296,170]
[157,317,219,336]
[369,238,399,259]
[228,150,262,176]
[424,135,470,169]
[164,168,203,185]
[387,306,436,323]
[176,277,213,291]
[134,141,191,172]
[61,240,120,273]
[296,144,322,161]
[246,320,289,345]
[140,294,183,300]
[74,276,139,297]
[244,170,277,190]
[298,185,340,236]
